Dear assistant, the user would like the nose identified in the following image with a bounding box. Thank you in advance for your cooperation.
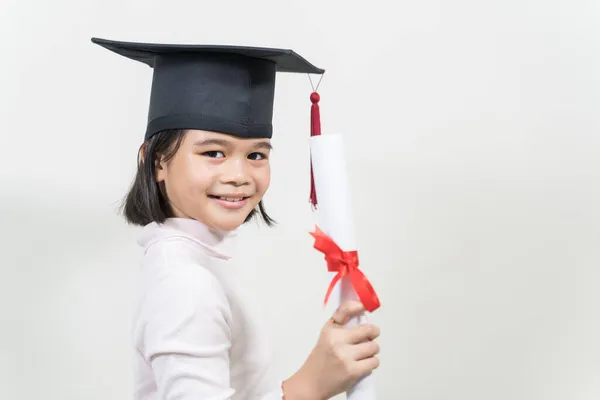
[219,157,250,187]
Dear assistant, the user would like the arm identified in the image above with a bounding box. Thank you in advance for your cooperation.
[141,266,234,399]
[140,266,298,400]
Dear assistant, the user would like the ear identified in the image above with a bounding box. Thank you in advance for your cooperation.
[138,143,147,165]
[139,142,166,182]
[154,152,168,183]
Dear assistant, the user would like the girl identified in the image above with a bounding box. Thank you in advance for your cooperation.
[92,37,381,400]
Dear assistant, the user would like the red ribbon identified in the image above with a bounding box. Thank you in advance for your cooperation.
[310,226,380,312]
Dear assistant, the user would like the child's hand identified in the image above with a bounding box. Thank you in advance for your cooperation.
[283,300,380,400]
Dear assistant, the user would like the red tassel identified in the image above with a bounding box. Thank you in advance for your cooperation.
[309,91,321,207]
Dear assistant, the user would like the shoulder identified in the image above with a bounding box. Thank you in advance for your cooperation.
[135,242,234,329]
[140,236,227,293]
[134,259,234,359]
[143,253,232,318]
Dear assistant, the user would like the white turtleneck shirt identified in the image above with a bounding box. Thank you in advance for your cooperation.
[132,218,283,400]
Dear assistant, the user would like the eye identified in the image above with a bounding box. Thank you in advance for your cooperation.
[248,152,268,161]
[203,151,225,158]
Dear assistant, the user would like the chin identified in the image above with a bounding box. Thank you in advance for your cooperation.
[211,219,245,232]
[207,210,253,232]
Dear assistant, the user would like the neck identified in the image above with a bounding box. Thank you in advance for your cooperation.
[137,217,238,260]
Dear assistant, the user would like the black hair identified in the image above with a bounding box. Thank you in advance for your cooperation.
[121,129,275,227]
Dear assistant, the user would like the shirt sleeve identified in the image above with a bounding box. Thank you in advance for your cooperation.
[140,265,285,400]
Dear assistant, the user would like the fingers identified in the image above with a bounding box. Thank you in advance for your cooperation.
[328,301,379,345]
[351,340,380,361]
[314,300,381,395]
[330,300,365,326]
[351,356,380,378]
[346,323,380,344]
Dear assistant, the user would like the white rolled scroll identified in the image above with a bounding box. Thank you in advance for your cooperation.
[309,133,377,399]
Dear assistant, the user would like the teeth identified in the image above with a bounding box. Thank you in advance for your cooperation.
[219,196,243,202]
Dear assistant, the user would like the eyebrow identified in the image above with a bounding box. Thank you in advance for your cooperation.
[194,138,273,150]
[253,141,273,151]
[194,138,230,147]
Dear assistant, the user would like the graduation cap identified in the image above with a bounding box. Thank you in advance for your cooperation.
[91,37,324,140]
[91,37,325,206]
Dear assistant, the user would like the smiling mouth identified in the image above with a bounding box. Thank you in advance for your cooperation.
[208,195,251,202]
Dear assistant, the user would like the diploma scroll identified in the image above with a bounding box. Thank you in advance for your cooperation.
[309,133,377,399]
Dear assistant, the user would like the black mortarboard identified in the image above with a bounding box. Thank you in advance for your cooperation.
[91,37,325,141]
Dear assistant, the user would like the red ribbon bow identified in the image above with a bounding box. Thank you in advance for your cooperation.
[310,226,380,312]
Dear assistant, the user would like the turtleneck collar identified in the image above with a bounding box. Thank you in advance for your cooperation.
[136,217,238,260]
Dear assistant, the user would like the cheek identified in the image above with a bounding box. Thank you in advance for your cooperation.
[254,165,271,193]
[166,155,216,194]
[187,167,216,191]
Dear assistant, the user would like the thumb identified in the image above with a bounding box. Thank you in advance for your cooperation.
[330,300,365,326]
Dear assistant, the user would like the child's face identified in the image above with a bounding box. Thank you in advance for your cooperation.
[155,129,271,231]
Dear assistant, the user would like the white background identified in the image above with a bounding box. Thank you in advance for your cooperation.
[1,0,600,399]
